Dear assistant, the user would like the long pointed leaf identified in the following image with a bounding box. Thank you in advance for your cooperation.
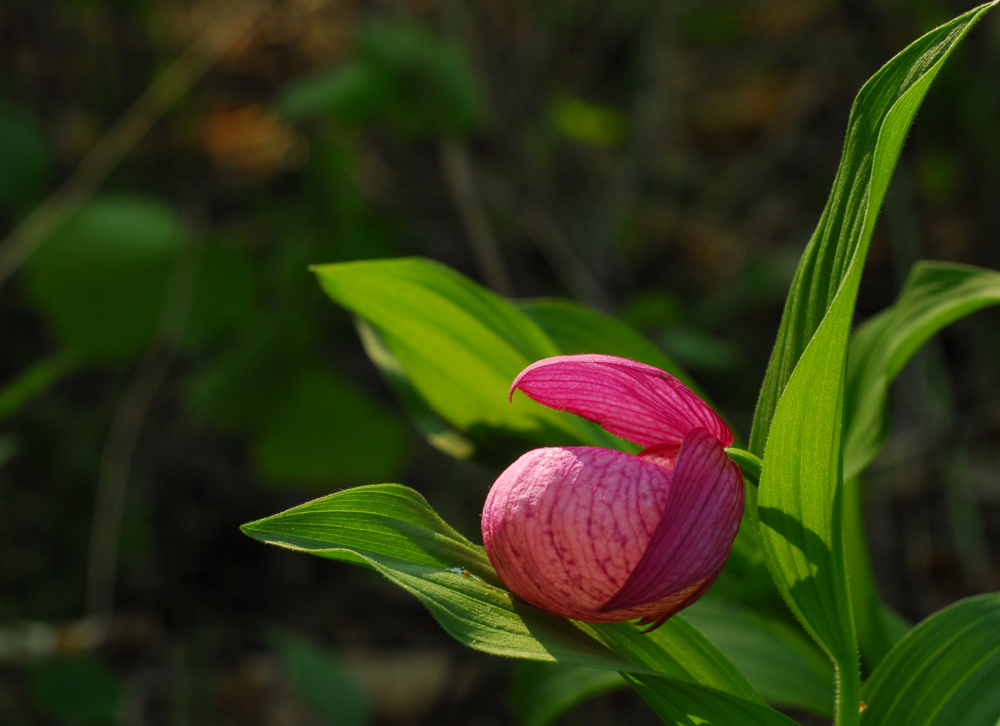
[752,7,995,724]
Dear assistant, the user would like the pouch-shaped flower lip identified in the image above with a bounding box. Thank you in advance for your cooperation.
[483,354,743,629]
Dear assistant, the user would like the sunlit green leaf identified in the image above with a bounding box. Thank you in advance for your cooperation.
[313,258,621,456]
[861,593,1000,726]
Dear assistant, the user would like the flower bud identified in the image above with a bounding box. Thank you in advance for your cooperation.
[481,355,744,629]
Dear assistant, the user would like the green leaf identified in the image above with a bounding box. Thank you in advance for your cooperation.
[183,237,256,349]
[253,367,409,488]
[30,654,123,726]
[842,262,1000,671]
[312,258,620,455]
[845,261,1000,480]
[242,484,798,722]
[273,631,370,726]
[748,3,996,456]
[0,350,79,421]
[510,662,625,726]
[861,593,1000,726]
[751,6,995,723]
[23,194,183,362]
[683,598,834,716]
[625,676,800,726]
[0,103,50,212]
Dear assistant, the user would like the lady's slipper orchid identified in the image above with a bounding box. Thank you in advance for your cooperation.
[481,354,743,630]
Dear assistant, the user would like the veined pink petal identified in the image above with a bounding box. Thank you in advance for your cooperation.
[482,446,678,622]
[510,354,733,448]
[598,428,743,613]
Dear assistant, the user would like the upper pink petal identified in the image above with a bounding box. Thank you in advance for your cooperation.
[510,354,733,449]
[598,428,744,613]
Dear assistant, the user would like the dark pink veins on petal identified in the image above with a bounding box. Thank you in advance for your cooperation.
[510,354,733,448]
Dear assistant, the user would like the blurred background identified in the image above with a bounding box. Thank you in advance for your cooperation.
[1,0,999,723]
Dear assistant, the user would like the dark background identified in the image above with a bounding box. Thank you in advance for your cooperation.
[1,0,999,723]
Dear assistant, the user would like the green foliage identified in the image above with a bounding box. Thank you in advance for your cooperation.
[749,7,994,725]
[844,261,1000,480]
[0,104,50,212]
[861,594,1000,726]
[0,350,78,421]
[29,654,122,726]
[510,662,625,726]
[183,237,256,349]
[683,598,834,717]
[23,194,183,361]
[313,258,620,455]
[280,22,484,138]
[273,631,370,726]
[549,95,627,147]
[254,367,409,487]
[242,484,809,724]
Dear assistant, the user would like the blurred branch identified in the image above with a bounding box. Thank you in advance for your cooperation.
[85,236,203,623]
[439,137,514,296]
[0,1,269,291]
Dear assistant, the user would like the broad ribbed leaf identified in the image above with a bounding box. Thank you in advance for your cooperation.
[752,7,995,724]
[861,594,1000,726]
[313,258,619,453]
[242,484,797,722]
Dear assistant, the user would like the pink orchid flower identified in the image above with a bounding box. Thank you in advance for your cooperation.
[481,354,744,631]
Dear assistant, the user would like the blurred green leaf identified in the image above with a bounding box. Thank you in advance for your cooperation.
[683,598,834,716]
[29,654,122,726]
[273,631,369,726]
[510,662,625,726]
[0,350,78,421]
[184,315,313,434]
[242,484,802,724]
[845,261,1000,480]
[23,194,183,361]
[280,23,484,138]
[861,593,1000,726]
[279,62,394,124]
[254,367,409,487]
[549,96,626,147]
[0,103,50,211]
[752,6,994,720]
[184,237,256,349]
[313,257,621,455]
[842,261,1000,671]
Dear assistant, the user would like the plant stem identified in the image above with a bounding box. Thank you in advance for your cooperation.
[724,447,762,487]
[834,657,862,726]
